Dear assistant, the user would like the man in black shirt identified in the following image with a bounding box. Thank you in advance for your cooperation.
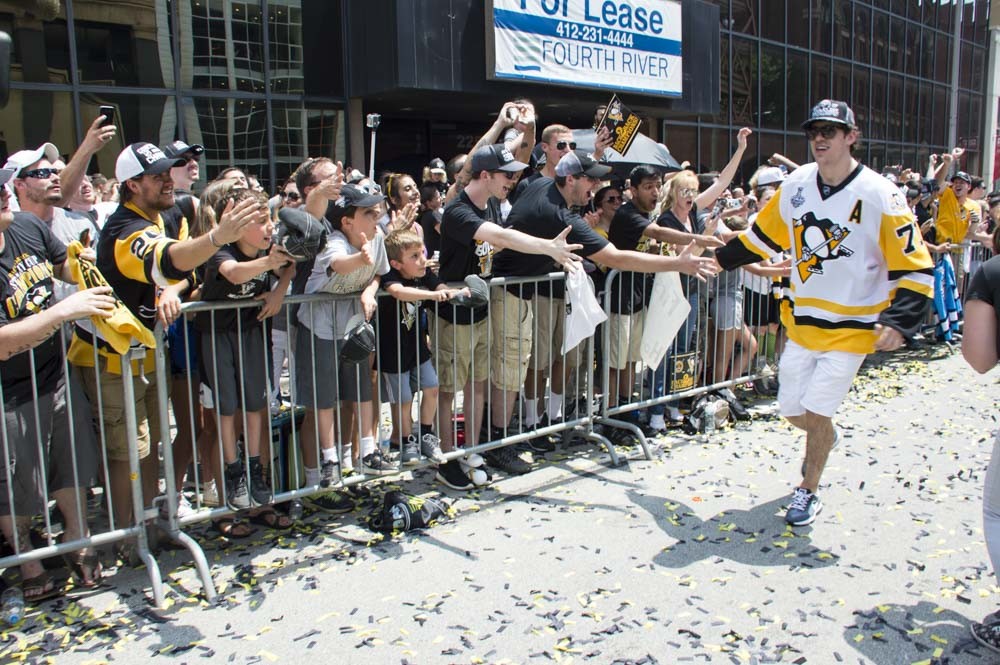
[160,140,204,240]
[492,151,718,455]
[436,144,582,475]
[0,168,116,596]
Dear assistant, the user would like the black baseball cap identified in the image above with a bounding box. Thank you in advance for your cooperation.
[951,171,972,184]
[427,157,447,174]
[162,140,205,161]
[470,144,528,173]
[554,149,612,179]
[802,99,856,130]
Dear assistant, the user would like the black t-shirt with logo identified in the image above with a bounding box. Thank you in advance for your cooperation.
[437,190,500,324]
[655,206,704,297]
[492,178,609,299]
[0,213,68,405]
[195,244,274,332]
[966,255,1000,360]
[376,268,442,374]
[508,170,545,207]
[607,201,653,314]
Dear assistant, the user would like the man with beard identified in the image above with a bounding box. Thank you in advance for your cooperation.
[68,142,258,532]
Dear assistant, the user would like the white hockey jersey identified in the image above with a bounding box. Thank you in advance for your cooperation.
[716,162,933,354]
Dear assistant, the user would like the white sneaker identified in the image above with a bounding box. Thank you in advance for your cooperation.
[648,414,666,431]
[177,494,196,519]
[666,406,684,423]
[200,480,219,507]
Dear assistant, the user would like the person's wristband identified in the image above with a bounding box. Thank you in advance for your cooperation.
[208,229,224,248]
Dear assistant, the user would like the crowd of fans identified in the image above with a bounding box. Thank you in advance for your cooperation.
[0,99,996,601]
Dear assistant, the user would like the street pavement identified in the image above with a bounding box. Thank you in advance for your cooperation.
[1,343,998,664]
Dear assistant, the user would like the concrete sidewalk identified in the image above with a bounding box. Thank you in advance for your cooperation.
[2,343,997,664]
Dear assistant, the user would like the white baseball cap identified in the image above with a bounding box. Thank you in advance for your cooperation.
[4,143,60,177]
[115,142,185,182]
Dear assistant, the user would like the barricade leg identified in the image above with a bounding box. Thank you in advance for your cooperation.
[153,339,218,603]
[119,351,164,608]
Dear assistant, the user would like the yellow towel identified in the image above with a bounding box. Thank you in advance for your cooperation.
[65,241,156,353]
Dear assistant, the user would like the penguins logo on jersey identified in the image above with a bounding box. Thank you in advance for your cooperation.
[792,211,853,282]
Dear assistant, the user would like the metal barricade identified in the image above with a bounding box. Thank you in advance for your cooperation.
[598,265,766,454]
[152,272,616,596]
[0,327,171,608]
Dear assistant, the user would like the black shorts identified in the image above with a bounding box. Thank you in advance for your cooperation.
[742,287,780,328]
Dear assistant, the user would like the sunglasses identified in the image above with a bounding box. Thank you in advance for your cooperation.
[679,187,698,197]
[555,141,578,151]
[283,191,300,201]
[20,167,61,179]
[603,196,622,203]
[804,124,842,140]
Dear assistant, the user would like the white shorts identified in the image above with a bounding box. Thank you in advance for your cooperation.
[777,339,865,418]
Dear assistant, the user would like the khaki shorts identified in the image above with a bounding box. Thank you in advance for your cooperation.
[607,310,644,369]
[79,357,161,462]
[489,289,533,392]
[431,317,489,393]
[528,295,580,371]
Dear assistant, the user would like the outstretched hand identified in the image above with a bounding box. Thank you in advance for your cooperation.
[550,226,584,273]
[676,242,720,282]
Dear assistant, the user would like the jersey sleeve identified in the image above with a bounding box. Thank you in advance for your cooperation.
[716,191,789,270]
[112,220,188,287]
[877,189,934,337]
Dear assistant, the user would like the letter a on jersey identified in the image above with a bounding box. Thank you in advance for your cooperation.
[792,212,854,282]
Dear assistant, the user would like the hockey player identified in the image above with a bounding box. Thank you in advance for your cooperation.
[715,100,934,526]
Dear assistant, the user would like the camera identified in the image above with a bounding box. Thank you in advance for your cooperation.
[726,198,741,209]
[366,113,381,130]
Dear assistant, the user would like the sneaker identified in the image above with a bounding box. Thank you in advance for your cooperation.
[200,480,220,507]
[401,435,421,466]
[666,406,685,425]
[361,449,399,476]
[341,455,355,476]
[716,388,751,421]
[320,459,342,487]
[225,471,251,511]
[436,459,475,490]
[785,487,823,526]
[483,446,532,475]
[800,427,842,477]
[972,619,1000,654]
[648,413,667,432]
[419,433,447,464]
[302,491,354,514]
[177,494,196,519]
[248,459,273,507]
[525,416,557,453]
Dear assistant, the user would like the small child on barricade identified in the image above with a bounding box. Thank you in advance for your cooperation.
[376,230,464,470]
[297,183,396,479]
[195,188,294,511]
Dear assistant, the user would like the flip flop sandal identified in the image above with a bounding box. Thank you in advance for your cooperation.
[22,570,63,603]
[248,508,294,530]
[63,551,102,589]
[211,517,253,539]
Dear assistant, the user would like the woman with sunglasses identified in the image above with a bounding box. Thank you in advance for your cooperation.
[592,185,622,238]
[280,179,302,209]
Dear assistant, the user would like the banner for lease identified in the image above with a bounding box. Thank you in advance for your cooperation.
[487,0,683,98]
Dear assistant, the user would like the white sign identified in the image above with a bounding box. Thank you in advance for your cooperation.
[640,271,690,368]
[488,0,683,98]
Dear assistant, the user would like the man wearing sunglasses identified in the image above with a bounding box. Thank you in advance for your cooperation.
[508,124,575,205]
[716,99,933,528]
[160,140,205,241]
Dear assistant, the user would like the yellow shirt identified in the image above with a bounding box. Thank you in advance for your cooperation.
[935,186,978,244]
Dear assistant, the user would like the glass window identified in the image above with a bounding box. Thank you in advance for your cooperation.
[970,47,985,94]
[832,61,851,109]
[932,85,947,147]
[872,11,888,69]
[274,0,345,97]
[917,80,932,145]
[853,5,871,64]
[787,134,808,165]
[73,0,174,88]
[937,0,952,33]
[811,1,832,53]
[786,50,809,131]
[906,0,924,22]
[1,8,71,85]
[0,90,77,164]
[811,55,831,102]
[960,42,973,90]
[761,0,785,42]
[700,127,730,176]
[867,142,886,173]
[757,132,784,179]
[731,0,756,36]
[887,76,903,142]
[934,33,950,84]
[270,101,346,187]
[714,33,731,126]
[870,69,886,141]
[190,96,269,184]
[852,66,870,138]
[904,23,920,77]
[787,2,809,49]
[902,79,919,144]
[731,38,755,127]
[962,0,975,40]
[759,44,784,130]
[975,0,988,44]
[833,0,852,60]
[662,124,698,171]
[189,0,266,93]
[958,92,971,145]
[920,28,935,80]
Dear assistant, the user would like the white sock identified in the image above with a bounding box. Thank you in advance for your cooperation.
[649,414,666,430]
[304,466,321,486]
[524,399,539,426]
[548,393,564,421]
[322,447,338,465]
[360,436,376,458]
